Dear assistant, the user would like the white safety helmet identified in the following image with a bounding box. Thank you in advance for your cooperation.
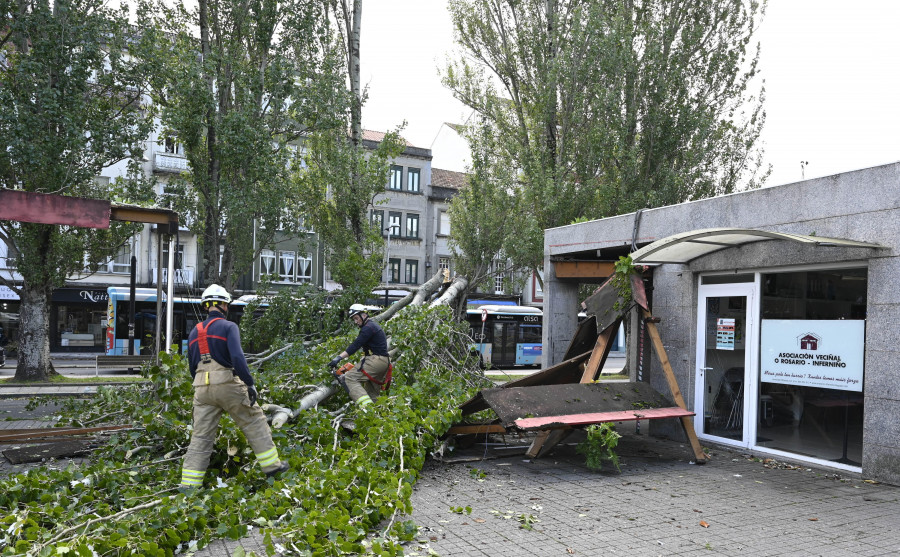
[347,303,368,319]
[201,284,232,308]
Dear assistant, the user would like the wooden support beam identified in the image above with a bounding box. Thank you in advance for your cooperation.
[642,308,708,464]
[579,318,621,383]
[553,260,616,279]
[445,424,508,435]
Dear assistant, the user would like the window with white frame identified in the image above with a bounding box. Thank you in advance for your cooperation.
[407,168,420,193]
[405,213,419,238]
[405,260,419,284]
[297,254,312,281]
[259,249,276,278]
[439,257,450,272]
[278,251,296,281]
[163,136,184,156]
[494,271,505,295]
[439,211,451,235]
[0,239,7,268]
[109,244,132,274]
[389,165,403,190]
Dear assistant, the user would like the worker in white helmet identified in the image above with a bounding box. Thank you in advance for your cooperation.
[179,284,288,490]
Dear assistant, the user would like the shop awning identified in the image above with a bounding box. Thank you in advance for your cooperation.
[630,228,885,264]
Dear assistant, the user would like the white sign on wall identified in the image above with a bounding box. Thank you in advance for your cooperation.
[761,319,864,392]
[0,286,18,301]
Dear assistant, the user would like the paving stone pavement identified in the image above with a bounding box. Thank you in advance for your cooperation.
[4,391,899,556]
[401,425,900,557]
[189,423,900,557]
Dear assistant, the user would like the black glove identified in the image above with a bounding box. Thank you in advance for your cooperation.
[328,356,342,369]
[247,385,258,406]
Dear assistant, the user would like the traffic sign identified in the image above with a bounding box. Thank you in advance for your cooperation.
[481,308,488,322]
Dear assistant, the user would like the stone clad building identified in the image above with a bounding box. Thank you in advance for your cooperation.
[542,162,900,484]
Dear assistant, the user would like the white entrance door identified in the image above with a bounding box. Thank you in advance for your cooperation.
[695,282,758,447]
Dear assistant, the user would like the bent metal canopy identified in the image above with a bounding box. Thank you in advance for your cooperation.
[630,227,884,265]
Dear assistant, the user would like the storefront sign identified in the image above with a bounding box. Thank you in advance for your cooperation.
[761,319,864,392]
[716,318,735,350]
[51,288,108,304]
[0,285,18,300]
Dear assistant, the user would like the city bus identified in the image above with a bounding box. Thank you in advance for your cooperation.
[466,304,542,367]
[104,287,251,355]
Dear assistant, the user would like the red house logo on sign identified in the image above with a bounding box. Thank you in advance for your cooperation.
[799,333,821,351]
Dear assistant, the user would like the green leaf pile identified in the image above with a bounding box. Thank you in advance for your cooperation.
[1,303,490,556]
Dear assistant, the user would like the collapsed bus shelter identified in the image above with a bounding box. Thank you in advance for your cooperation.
[450,272,707,463]
[541,162,900,484]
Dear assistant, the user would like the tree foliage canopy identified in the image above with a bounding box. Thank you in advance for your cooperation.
[150,0,348,289]
[0,0,159,380]
[445,0,768,274]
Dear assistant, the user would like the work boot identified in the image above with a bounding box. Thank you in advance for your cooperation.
[265,461,289,478]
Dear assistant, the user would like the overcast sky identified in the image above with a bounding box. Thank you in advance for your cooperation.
[360,0,900,188]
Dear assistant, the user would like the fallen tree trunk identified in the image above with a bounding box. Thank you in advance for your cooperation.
[262,270,468,425]
[430,276,468,307]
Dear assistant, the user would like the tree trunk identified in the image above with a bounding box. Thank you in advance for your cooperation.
[15,281,55,381]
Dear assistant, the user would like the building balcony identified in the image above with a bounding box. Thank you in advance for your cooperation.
[154,153,189,174]
[151,267,196,288]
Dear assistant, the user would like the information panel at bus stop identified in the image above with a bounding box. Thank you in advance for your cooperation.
[760,319,864,392]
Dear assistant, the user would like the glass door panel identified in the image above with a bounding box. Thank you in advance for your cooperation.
[696,282,757,446]
[492,323,516,366]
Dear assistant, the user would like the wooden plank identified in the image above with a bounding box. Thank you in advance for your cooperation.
[526,430,553,458]
[579,318,621,383]
[445,424,508,435]
[553,260,616,279]
[532,429,573,458]
[515,407,695,430]
[642,308,708,463]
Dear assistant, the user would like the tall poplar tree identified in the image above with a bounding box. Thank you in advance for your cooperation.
[152,0,347,290]
[445,0,769,277]
[0,0,158,381]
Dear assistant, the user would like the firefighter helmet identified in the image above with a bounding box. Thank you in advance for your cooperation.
[347,303,368,318]
[201,284,232,308]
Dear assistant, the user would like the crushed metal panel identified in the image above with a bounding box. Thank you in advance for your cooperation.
[480,382,675,427]
[563,316,598,361]
[458,352,592,416]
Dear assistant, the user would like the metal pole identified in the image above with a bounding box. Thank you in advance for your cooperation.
[128,255,136,355]
[165,235,175,353]
[384,226,391,307]
[154,231,163,357]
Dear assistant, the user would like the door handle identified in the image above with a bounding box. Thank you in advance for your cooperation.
[699,367,713,371]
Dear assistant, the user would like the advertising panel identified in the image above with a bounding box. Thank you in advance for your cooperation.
[761,319,864,392]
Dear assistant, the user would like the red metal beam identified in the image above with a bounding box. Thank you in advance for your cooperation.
[0,190,111,228]
[514,407,695,430]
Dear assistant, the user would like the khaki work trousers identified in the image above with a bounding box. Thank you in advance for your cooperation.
[180,368,282,487]
[344,354,390,404]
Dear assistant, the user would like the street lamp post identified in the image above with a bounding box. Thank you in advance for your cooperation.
[384,225,397,307]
